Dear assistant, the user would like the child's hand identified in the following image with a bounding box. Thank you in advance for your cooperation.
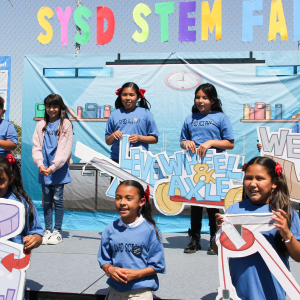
[39,165,48,176]
[184,141,196,153]
[122,268,139,282]
[128,134,140,143]
[23,235,37,251]
[44,167,53,176]
[216,213,226,231]
[272,210,291,240]
[108,267,128,283]
[197,140,212,157]
[257,143,262,152]
[112,130,123,141]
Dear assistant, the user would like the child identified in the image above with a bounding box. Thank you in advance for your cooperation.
[32,94,73,245]
[105,82,159,163]
[98,180,166,300]
[1,154,43,300]
[0,96,18,156]
[2,154,43,247]
[180,83,234,255]
[214,156,300,300]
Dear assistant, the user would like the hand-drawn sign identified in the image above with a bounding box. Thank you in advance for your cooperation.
[75,138,244,215]
[215,213,300,300]
[0,199,30,300]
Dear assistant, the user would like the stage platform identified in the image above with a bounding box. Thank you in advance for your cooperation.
[26,231,300,300]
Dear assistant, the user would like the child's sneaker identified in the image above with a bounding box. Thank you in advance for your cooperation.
[47,230,63,245]
[42,230,52,245]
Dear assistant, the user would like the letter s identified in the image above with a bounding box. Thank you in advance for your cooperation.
[37,7,54,44]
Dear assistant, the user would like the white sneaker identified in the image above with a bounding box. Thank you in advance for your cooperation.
[47,230,63,245]
[42,230,52,245]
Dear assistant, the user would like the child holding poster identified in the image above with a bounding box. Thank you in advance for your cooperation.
[98,180,165,300]
[214,156,300,300]
[180,83,234,254]
[105,82,159,163]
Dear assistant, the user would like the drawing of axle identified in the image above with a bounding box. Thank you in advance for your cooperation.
[215,214,300,300]
[154,181,243,215]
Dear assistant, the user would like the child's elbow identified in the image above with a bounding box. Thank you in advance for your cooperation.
[228,140,234,149]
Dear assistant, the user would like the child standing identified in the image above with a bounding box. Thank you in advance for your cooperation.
[2,154,43,247]
[32,94,73,245]
[105,82,159,163]
[98,180,166,300]
[0,96,18,156]
[214,156,300,300]
[180,83,234,255]
[1,154,43,300]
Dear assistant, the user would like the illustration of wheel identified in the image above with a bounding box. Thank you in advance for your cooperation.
[155,182,183,214]
[224,186,243,210]
[161,183,183,214]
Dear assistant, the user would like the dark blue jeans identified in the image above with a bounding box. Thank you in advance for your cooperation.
[42,184,64,231]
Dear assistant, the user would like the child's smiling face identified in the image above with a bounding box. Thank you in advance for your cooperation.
[0,170,12,198]
[194,89,215,114]
[244,164,277,205]
[115,185,146,224]
[121,87,139,111]
[45,104,60,122]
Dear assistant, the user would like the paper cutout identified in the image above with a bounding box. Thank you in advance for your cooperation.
[0,199,31,300]
[201,0,222,40]
[294,0,300,41]
[178,1,196,42]
[242,0,263,41]
[74,6,92,45]
[37,7,54,44]
[97,7,115,45]
[75,139,244,216]
[215,213,300,300]
[257,126,300,203]
[155,2,174,42]
[132,3,152,43]
[55,7,73,46]
[268,0,288,41]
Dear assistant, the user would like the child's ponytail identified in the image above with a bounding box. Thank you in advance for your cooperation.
[1,155,34,229]
[114,82,151,110]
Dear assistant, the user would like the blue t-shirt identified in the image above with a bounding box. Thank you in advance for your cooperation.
[226,199,300,300]
[39,119,71,185]
[98,219,166,292]
[0,119,18,157]
[6,191,43,245]
[105,107,160,160]
[179,111,234,152]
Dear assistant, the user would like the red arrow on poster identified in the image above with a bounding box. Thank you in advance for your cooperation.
[1,251,31,272]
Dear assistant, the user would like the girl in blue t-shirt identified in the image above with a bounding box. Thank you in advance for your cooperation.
[98,180,165,300]
[32,94,73,245]
[214,156,300,300]
[180,83,234,255]
[105,82,159,163]
[1,154,43,248]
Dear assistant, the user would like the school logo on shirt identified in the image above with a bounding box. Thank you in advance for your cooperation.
[119,118,140,125]
[132,245,142,257]
[191,120,212,127]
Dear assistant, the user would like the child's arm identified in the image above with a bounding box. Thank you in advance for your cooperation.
[32,122,45,168]
[213,213,226,254]
[0,122,18,151]
[198,139,234,157]
[102,264,128,283]
[23,234,42,251]
[180,140,197,153]
[272,209,300,262]
[0,140,17,151]
[128,135,158,144]
[122,267,157,282]
[106,130,123,145]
